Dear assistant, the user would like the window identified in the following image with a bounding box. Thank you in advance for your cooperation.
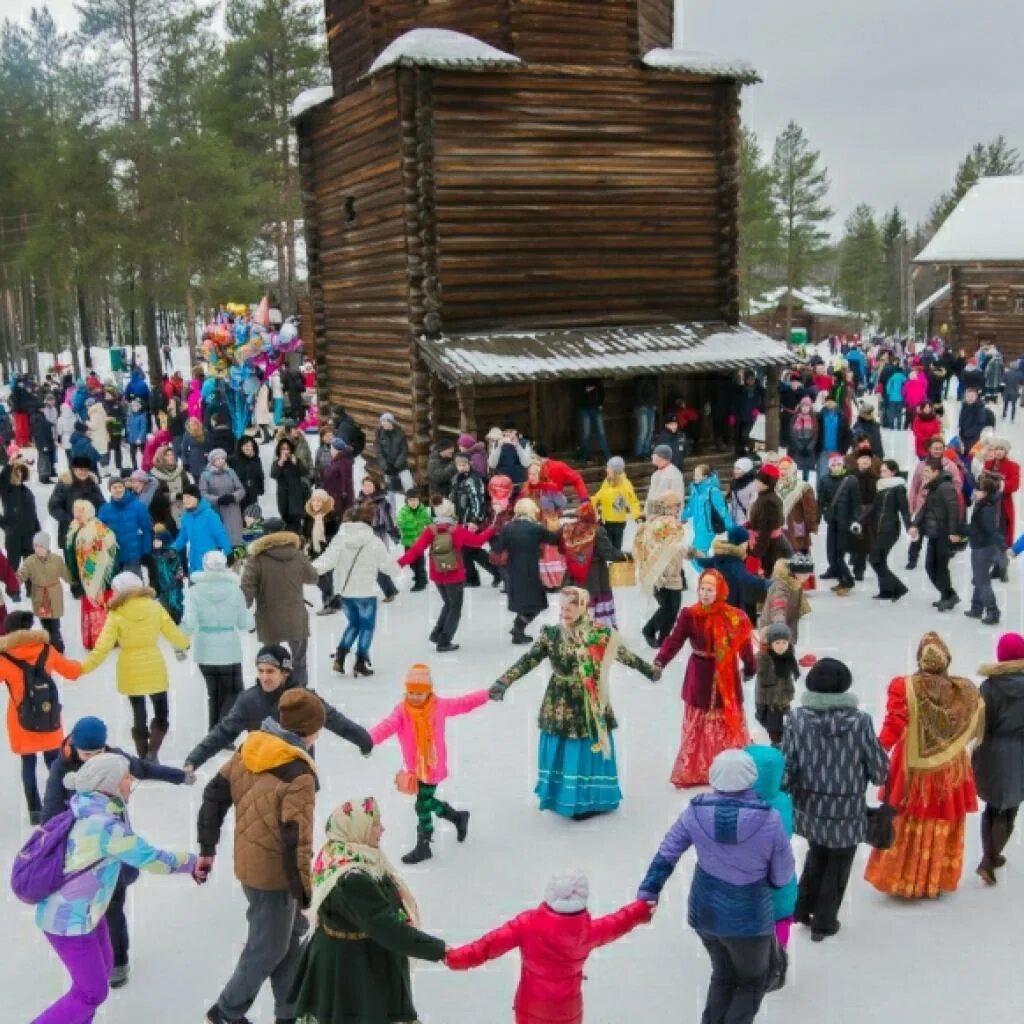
[1015,295,1024,314]
[344,197,357,225]
[970,291,987,312]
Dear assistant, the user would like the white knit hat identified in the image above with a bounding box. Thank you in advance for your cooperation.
[433,499,456,522]
[111,571,144,594]
[544,871,589,915]
[709,749,758,793]
[202,550,228,572]
[64,753,130,797]
[734,457,754,474]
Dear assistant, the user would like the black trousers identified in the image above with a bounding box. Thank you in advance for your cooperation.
[906,535,922,567]
[825,525,854,587]
[512,610,540,636]
[604,521,626,550]
[128,692,169,730]
[376,570,398,599]
[697,933,770,1024]
[199,663,244,731]
[795,842,856,935]
[106,869,132,967]
[869,536,907,597]
[316,571,334,607]
[40,616,65,653]
[924,536,955,600]
[644,587,681,644]
[20,749,58,816]
[403,548,428,588]
[464,546,498,584]
[431,583,464,644]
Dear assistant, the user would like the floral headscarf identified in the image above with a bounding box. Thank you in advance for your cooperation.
[309,797,420,926]
[561,504,599,584]
[690,569,752,733]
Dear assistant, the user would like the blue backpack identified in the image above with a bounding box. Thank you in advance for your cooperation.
[10,810,99,904]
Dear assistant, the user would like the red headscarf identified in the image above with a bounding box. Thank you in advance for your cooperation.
[690,569,752,733]
[561,503,598,584]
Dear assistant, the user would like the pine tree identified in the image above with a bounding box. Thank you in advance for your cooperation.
[879,206,907,334]
[929,136,1023,229]
[836,204,884,319]
[738,127,781,313]
[771,121,833,332]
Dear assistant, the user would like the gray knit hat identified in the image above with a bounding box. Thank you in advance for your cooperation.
[765,623,792,646]
[653,444,673,461]
[65,753,130,797]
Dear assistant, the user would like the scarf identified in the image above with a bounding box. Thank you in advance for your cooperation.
[69,518,117,603]
[405,695,438,781]
[634,512,685,595]
[690,569,753,733]
[561,505,599,584]
[777,472,807,520]
[309,797,421,927]
[904,632,983,772]
[310,512,327,553]
[562,586,619,757]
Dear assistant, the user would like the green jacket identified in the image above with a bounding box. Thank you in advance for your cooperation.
[396,503,432,549]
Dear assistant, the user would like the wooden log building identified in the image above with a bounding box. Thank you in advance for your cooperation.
[744,287,862,345]
[915,176,1024,361]
[293,0,794,471]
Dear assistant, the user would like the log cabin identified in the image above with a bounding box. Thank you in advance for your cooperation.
[915,176,1024,362]
[744,286,862,345]
[292,0,795,477]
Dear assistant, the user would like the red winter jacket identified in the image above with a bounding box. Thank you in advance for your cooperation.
[910,414,942,458]
[398,522,495,584]
[541,459,589,503]
[985,455,1020,546]
[446,901,651,1024]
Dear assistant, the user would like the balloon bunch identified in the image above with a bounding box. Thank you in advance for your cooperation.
[200,297,304,375]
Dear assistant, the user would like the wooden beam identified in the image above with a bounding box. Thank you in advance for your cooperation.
[765,365,781,450]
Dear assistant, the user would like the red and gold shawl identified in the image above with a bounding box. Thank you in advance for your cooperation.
[561,503,599,584]
[690,569,752,732]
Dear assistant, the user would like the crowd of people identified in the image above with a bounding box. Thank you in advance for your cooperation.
[3,332,1024,1024]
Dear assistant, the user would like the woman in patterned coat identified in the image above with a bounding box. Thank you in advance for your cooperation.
[489,586,659,820]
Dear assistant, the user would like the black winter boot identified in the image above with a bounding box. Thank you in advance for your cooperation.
[147,721,168,763]
[131,727,150,760]
[983,608,1001,625]
[333,648,349,674]
[438,803,470,842]
[401,830,433,865]
[353,655,374,677]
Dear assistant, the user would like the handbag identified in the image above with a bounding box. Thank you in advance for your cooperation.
[609,559,636,588]
[394,769,419,795]
[865,776,896,850]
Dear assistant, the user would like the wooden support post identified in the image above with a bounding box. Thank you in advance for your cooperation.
[765,365,781,450]
[456,383,477,436]
[529,382,540,442]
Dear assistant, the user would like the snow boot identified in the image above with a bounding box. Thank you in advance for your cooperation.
[109,964,130,989]
[333,648,349,674]
[964,606,984,619]
[438,803,470,842]
[131,727,150,760]
[983,608,1001,625]
[401,831,433,865]
[936,593,960,612]
[206,1005,254,1024]
[147,721,167,763]
[353,655,374,677]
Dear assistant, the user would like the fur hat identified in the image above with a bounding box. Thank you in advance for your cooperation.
[278,690,326,738]
[709,749,758,793]
[65,752,130,797]
[544,871,589,915]
[806,657,853,694]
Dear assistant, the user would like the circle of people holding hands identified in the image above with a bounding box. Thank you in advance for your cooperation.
[3,335,1024,1024]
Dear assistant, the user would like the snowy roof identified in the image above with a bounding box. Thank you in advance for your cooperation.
[416,322,794,386]
[290,85,334,121]
[915,177,1024,264]
[915,282,951,318]
[368,28,520,76]
[748,287,855,320]
[643,49,761,84]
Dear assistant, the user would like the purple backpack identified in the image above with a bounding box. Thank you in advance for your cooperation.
[10,810,97,904]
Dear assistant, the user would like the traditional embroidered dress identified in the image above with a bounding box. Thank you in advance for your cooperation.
[495,588,656,817]
[865,633,984,899]
[654,570,756,787]
[65,506,118,650]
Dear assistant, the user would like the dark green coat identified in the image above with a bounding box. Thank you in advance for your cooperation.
[291,869,445,1024]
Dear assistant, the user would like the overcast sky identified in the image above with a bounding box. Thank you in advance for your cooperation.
[7,0,1024,234]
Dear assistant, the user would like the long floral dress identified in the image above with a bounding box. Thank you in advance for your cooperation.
[65,516,118,649]
[495,620,656,818]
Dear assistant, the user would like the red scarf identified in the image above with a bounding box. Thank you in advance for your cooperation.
[561,504,598,584]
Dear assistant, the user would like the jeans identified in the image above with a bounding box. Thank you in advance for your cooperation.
[288,639,308,687]
[21,749,59,816]
[217,886,307,1022]
[432,583,464,645]
[883,401,904,430]
[604,521,626,551]
[970,545,999,612]
[1004,397,1018,422]
[198,663,244,730]
[869,536,907,597]
[36,918,113,1024]
[795,843,856,936]
[577,407,610,461]
[340,597,378,658]
[697,932,770,1024]
[925,536,955,600]
[634,404,656,456]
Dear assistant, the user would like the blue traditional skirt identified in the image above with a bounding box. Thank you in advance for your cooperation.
[536,730,622,817]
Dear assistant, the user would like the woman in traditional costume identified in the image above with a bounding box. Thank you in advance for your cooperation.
[633,490,687,647]
[777,455,819,587]
[290,797,447,1024]
[864,632,984,899]
[64,499,117,650]
[654,568,756,787]
[489,586,659,819]
[559,502,628,627]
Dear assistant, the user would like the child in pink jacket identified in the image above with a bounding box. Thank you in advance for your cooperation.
[369,662,489,865]
[445,871,652,1024]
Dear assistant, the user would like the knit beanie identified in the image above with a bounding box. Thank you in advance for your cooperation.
[182,483,201,499]
[111,571,144,594]
[544,871,589,915]
[765,623,792,646]
[709,749,758,793]
[256,644,292,672]
[653,444,673,462]
[806,657,853,694]
[726,524,749,546]
[202,550,228,572]
[207,448,228,463]
[997,633,1024,663]
[32,531,52,549]
[607,456,626,472]
[380,412,395,425]
[757,464,780,487]
[70,716,108,752]
[405,663,433,696]
[65,753,130,797]
[71,456,93,470]
[734,457,754,474]
[331,437,350,452]
[278,689,326,737]
[433,498,456,522]
[129,469,150,483]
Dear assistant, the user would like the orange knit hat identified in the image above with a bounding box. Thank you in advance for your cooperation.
[405,663,433,695]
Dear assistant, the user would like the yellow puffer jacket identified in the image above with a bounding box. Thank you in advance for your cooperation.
[592,475,643,524]
[81,586,190,696]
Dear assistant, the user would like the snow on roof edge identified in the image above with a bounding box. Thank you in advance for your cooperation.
[368,28,520,76]
[915,282,951,318]
[290,85,333,121]
[915,176,1024,263]
[643,49,760,84]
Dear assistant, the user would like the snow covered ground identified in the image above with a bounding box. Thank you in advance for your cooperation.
[3,406,1024,1023]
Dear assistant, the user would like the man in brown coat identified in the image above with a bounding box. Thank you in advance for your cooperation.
[197,688,323,1024]
[240,517,318,686]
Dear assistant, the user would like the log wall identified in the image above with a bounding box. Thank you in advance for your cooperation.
[430,68,738,330]
[951,266,1024,361]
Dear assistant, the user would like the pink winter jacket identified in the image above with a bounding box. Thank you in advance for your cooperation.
[902,372,927,409]
[369,690,489,785]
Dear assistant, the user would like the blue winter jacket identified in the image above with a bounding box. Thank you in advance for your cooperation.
[124,368,150,405]
[98,492,153,564]
[172,499,231,573]
[126,409,148,445]
[69,431,101,471]
[682,475,733,569]
[180,567,252,665]
[885,371,907,403]
[747,745,798,921]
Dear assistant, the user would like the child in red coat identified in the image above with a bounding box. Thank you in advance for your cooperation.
[446,871,652,1024]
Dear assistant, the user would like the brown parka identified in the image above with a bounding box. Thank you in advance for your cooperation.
[239,531,319,642]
